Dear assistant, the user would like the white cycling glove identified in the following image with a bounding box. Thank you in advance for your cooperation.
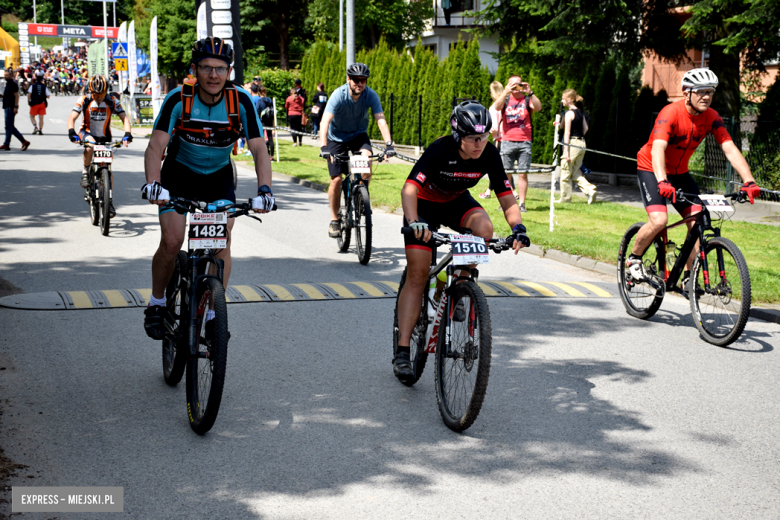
[252,186,275,211]
[409,220,428,232]
[141,181,171,202]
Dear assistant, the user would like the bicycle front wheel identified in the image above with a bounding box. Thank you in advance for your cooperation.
[336,186,352,252]
[99,169,111,236]
[88,170,99,226]
[690,237,751,347]
[355,186,372,265]
[435,280,492,432]
[392,268,429,386]
[162,251,187,386]
[186,277,228,434]
[617,222,665,319]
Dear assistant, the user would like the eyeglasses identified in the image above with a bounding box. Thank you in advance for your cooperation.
[692,89,715,97]
[462,133,490,143]
[349,76,367,84]
[199,65,229,76]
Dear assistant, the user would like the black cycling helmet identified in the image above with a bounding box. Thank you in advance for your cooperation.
[450,100,492,143]
[192,37,234,65]
[346,62,370,78]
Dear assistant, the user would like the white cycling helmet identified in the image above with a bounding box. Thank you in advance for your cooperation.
[35,69,45,77]
[681,68,718,91]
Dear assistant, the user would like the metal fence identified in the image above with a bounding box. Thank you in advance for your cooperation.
[689,119,780,201]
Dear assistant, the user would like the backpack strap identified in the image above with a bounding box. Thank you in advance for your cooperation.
[180,76,197,123]
[223,83,241,133]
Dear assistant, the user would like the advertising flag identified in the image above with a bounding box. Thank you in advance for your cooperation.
[150,16,162,118]
[118,21,127,93]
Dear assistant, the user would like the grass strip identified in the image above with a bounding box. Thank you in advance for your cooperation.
[241,140,780,304]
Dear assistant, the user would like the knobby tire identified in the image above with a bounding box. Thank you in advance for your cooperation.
[337,185,352,252]
[162,251,187,386]
[99,169,111,236]
[618,222,664,319]
[355,186,372,265]
[88,169,99,226]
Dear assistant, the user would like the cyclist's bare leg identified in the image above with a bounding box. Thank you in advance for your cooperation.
[210,217,236,290]
[460,209,494,277]
[328,174,343,221]
[83,148,93,169]
[360,148,373,185]
[151,211,186,299]
[398,248,432,345]
[683,210,701,271]
[631,211,668,256]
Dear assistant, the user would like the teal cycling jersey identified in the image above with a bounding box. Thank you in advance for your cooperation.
[154,84,263,175]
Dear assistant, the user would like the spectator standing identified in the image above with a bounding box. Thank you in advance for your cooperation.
[256,86,275,156]
[27,70,50,135]
[560,89,597,203]
[1,68,30,151]
[441,0,453,25]
[285,87,304,146]
[294,78,307,104]
[480,80,518,199]
[310,83,327,139]
[491,75,542,212]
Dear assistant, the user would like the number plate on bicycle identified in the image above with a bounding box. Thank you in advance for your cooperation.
[93,145,113,163]
[349,155,371,174]
[700,194,734,213]
[188,213,228,249]
[452,235,489,265]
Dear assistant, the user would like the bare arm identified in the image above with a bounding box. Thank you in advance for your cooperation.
[66,111,79,131]
[118,111,132,134]
[319,111,334,148]
[144,129,171,204]
[721,140,755,184]
[497,193,525,253]
[374,112,392,143]
[650,140,669,182]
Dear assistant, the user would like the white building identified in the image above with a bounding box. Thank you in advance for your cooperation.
[407,0,499,73]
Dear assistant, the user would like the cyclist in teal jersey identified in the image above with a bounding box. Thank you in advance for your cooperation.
[141,37,275,340]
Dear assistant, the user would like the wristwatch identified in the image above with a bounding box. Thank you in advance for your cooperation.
[258,185,273,195]
[527,91,535,98]
[386,141,393,147]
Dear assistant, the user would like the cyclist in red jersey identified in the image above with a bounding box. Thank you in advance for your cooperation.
[628,68,761,288]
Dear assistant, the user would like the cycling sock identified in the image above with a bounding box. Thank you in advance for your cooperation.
[149,295,166,307]
[206,309,215,322]
[629,253,642,261]
[683,270,691,282]
[397,345,410,355]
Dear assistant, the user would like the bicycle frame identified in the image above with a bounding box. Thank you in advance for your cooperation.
[183,250,225,358]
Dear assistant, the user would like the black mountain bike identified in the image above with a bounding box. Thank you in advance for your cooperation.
[618,190,751,346]
[152,196,275,434]
[332,152,386,265]
[393,228,518,432]
[79,140,122,236]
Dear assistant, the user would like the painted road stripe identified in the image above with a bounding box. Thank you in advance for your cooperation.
[293,284,328,300]
[135,289,152,305]
[235,285,266,301]
[515,281,557,297]
[493,281,531,297]
[322,283,356,298]
[68,291,93,309]
[545,282,587,298]
[379,281,400,293]
[569,282,613,297]
[477,282,502,296]
[262,285,296,301]
[102,290,130,307]
[349,282,386,297]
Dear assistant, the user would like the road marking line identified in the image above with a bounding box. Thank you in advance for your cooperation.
[569,282,612,297]
[293,284,327,300]
[350,282,385,297]
[68,291,93,309]
[493,281,531,297]
[545,282,587,297]
[380,281,399,292]
[322,283,356,298]
[263,284,295,301]
[135,289,152,304]
[234,285,265,301]
[515,281,556,297]
[102,290,129,307]
[477,282,501,296]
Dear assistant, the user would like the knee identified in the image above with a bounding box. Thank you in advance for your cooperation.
[473,220,494,240]
[159,233,183,256]
[405,268,429,292]
[647,214,668,231]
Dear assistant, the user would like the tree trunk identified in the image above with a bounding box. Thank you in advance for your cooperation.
[277,14,290,70]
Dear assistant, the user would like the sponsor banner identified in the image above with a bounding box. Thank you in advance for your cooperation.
[118,22,127,93]
[150,16,162,119]
[134,96,155,125]
[25,24,118,38]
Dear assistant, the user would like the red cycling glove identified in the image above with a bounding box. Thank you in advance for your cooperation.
[657,180,676,203]
[740,181,761,204]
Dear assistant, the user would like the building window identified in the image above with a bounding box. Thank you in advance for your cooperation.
[450,0,474,11]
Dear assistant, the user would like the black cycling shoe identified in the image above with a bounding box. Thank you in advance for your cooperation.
[393,350,414,382]
[680,277,705,301]
[144,305,167,340]
[109,201,116,218]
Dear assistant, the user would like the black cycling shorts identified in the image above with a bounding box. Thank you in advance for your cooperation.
[327,133,372,178]
[403,191,485,252]
[637,170,702,217]
[160,158,235,215]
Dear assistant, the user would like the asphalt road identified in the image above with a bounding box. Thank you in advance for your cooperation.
[0,96,779,519]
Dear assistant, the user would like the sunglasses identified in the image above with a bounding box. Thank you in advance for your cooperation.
[349,76,368,84]
[462,133,490,143]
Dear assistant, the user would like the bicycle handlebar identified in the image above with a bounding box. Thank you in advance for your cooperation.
[331,152,387,163]
[77,140,123,149]
[400,227,516,252]
[675,190,747,205]
[162,196,278,217]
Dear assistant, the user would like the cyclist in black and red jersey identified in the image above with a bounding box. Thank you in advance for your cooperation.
[629,68,761,288]
[393,100,530,382]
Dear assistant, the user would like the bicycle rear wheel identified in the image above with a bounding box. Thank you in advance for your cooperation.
[355,186,372,265]
[690,237,751,346]
[99,169,111,236]
[162,251,187,386]
[336,186,352,252]
[88,169,99,226]
[435,280,492,432]
[392,268,429,386]
[186,276,228,434]
[617,222,665,319]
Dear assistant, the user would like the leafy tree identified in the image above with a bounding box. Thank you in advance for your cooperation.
[0,0,134,27]
[241,0,310,70]
[132,0,194,78]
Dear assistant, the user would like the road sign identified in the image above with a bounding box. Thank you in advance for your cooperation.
[112,42,128,58]
[114,58,128,71]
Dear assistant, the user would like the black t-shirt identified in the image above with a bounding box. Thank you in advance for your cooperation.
[2,79,18,109]
[405,136,512,203]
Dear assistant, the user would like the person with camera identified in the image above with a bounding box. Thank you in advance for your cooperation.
[490,75,542,212]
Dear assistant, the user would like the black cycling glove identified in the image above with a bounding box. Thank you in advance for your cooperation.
[320,146,331,160]
[512,223,531,247]
[68,128,80,143]
[123,132,133,144]
[385,145,396,158]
